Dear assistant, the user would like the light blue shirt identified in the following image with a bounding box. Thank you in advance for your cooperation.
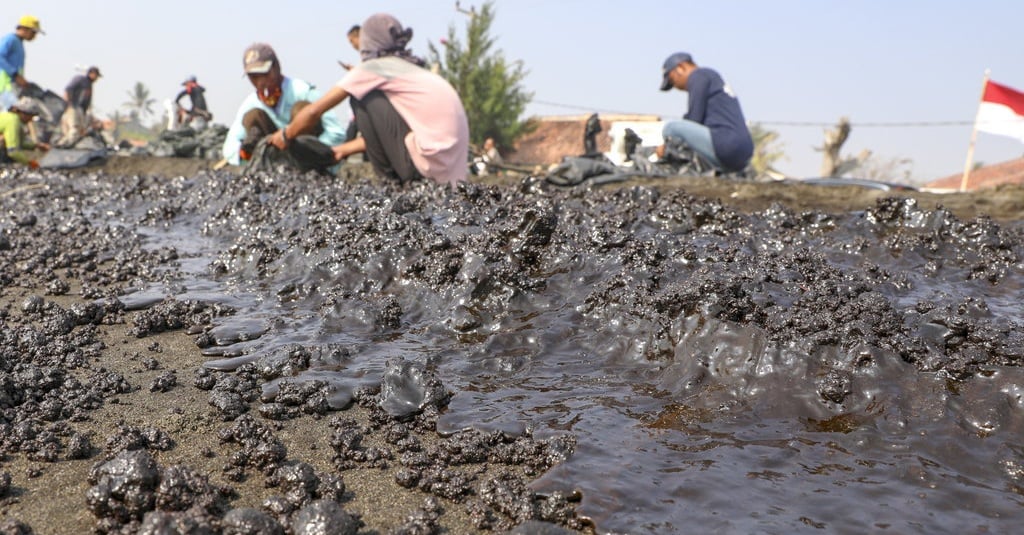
[0,33,24,78]
[222,76,348,165]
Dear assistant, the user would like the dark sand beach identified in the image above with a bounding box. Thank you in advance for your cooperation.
[2,156,1023,534]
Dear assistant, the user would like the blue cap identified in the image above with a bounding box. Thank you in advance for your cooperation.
[661,52,692,91]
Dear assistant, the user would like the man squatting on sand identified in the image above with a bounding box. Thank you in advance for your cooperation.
[657,51,753,174]
[268,13,470,187]
[222,43,348,169]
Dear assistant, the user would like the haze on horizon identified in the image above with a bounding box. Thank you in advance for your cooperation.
[6,0,1022,182]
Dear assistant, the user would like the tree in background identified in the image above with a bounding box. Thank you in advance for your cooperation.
[813,116,916,182]
[748,123,786,178]
[123,82,156,124]
[428,1,534,152]
[816,117,871,177]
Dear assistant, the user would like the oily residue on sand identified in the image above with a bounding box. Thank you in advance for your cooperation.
[2,164,1024,533]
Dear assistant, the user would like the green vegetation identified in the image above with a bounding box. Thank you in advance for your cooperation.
[123,81,156,125]
[428,1,534,151]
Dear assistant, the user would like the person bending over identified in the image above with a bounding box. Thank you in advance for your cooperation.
[57,65,101,147]
[657,51,753,174]
[175,75,212,128]
[269,13,469,186]
[0,96,49,164]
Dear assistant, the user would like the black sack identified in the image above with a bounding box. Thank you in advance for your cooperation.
[38,148,108,169]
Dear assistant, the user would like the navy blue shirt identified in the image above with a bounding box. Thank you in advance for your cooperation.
[65,74,93,111]
[176,83,208,112]
[683,67,753,171]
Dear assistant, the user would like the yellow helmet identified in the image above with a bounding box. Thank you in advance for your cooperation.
[17,15,43,34]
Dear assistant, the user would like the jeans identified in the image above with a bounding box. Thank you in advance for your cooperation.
[662,119,722,169]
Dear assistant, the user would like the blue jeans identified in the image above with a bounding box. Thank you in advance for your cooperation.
[662,120,722,169]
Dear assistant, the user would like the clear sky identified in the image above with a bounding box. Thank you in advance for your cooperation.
[5,0,1022,182]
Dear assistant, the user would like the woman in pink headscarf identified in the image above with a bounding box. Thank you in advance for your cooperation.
[270,13,470,187]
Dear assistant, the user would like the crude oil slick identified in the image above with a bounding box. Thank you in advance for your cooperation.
[1,164,1023,533]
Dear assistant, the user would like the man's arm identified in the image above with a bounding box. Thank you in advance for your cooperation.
[269,85,350,150]
[222,98,259,165]
[0,36,17,78]
[332,136,365,161]
[174,90,188,108]
[0,38,28,88]
[317,103,349,147]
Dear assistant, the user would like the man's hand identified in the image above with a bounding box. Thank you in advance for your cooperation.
[655,144,666,159]
[14,74,28,88]
[332,145,348,162]
[37,142,51,151]
[267,129,288,150]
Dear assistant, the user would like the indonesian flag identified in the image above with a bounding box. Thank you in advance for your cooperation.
[976,80,1024,143]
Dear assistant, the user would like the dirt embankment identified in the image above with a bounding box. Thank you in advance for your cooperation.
[75,156,1024,222]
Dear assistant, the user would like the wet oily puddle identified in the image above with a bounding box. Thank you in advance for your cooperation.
[7,169,1024,533]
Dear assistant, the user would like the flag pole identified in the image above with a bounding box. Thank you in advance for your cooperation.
[960,70,991,192]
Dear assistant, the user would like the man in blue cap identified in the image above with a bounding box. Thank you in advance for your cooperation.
[657,52,753,174]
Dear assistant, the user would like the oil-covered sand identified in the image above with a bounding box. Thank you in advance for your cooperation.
[1,157,1023,534]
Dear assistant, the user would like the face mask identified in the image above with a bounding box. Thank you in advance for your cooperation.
[259,86,282,107]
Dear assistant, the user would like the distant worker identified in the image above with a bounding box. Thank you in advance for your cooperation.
[473,136,502,175]
[0,96,49,164]
[175,75,213,128]
[0,15,44,110]
[348,24,361,51]
[269,13,469,186]
[483,137,502,166]
[583,113,601,155]
[57,65,101,147]
[339,24,361,142]
[657,52,753,174]
[222,43,347,170]
[338,24,361,70]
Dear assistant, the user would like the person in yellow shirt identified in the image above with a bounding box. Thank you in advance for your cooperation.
[0,96,49,164]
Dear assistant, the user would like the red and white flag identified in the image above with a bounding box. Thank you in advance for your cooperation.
[976,79,1024,143]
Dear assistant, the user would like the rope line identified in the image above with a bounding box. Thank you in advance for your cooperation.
[531,99,990,128]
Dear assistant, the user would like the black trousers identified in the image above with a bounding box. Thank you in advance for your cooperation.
[241,102,333,171]
[351,90,422,183]
[241,101,324,147]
